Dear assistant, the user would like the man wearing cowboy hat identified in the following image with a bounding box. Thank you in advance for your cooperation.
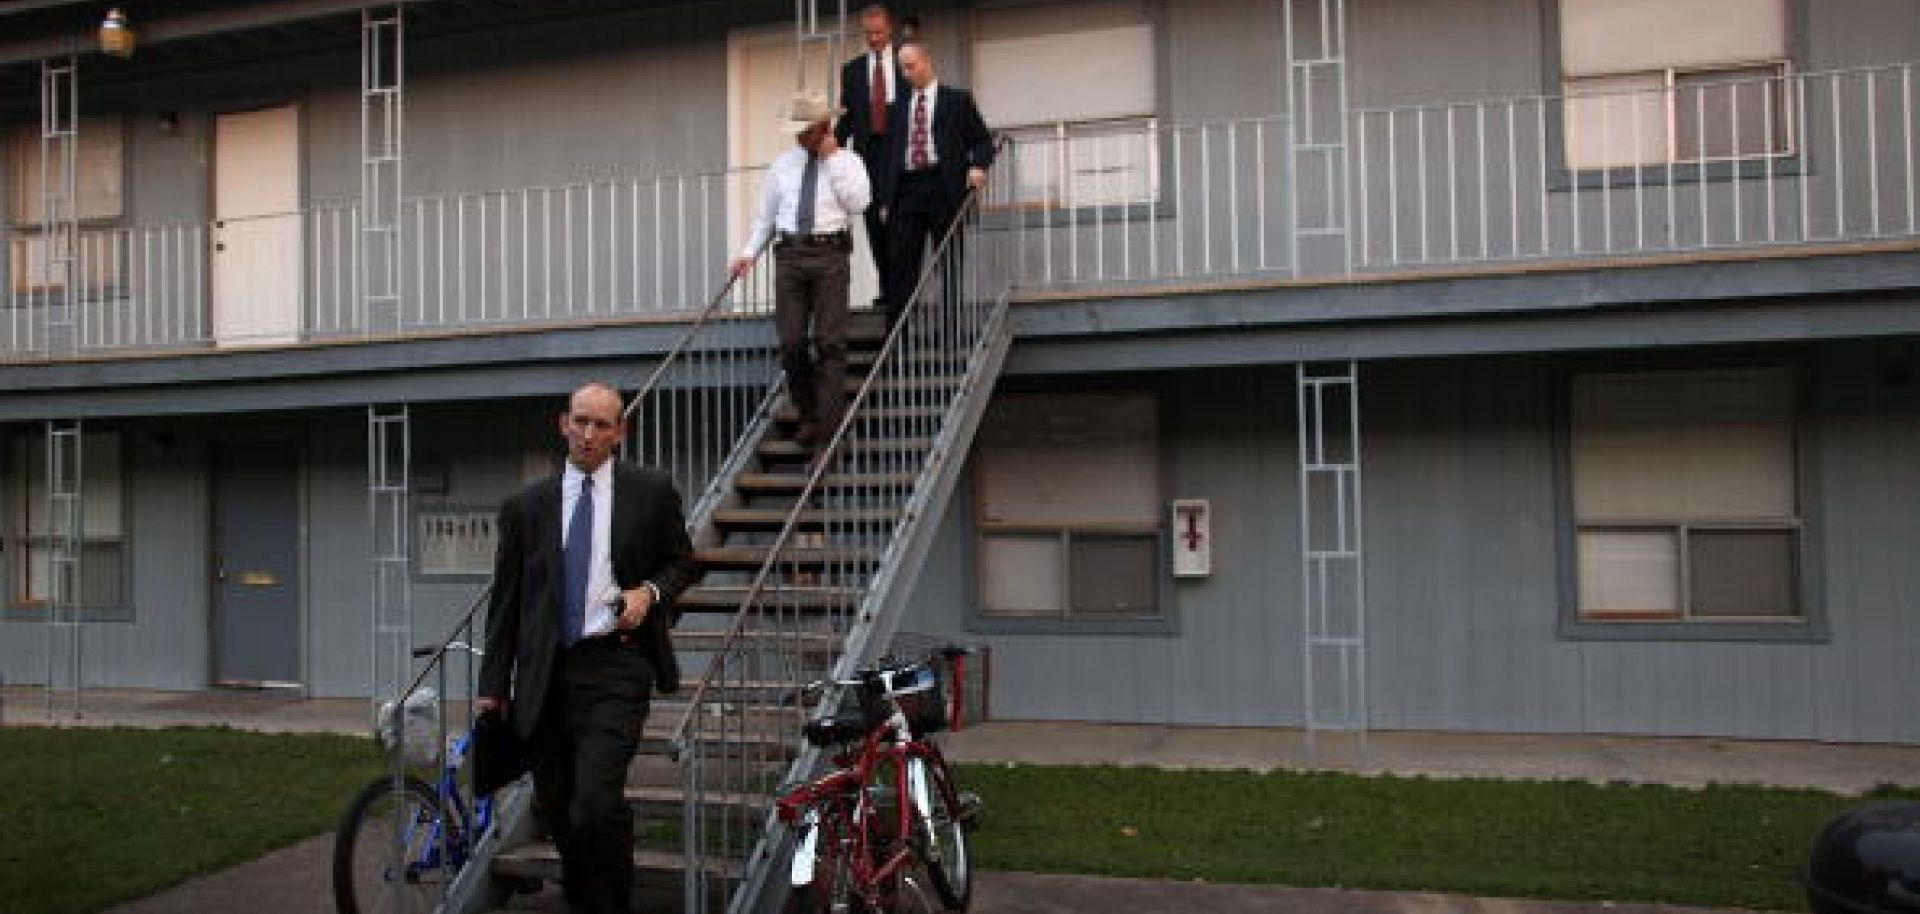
[732,90,872,459]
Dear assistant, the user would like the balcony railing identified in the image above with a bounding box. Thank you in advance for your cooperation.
[3,61,1914,365]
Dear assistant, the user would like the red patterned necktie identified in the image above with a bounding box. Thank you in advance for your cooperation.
[870,53,887,135]
[910,92,929,169]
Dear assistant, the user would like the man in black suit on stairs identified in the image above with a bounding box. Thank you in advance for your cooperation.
[876,40,995,328]
[835,4,904,307]
[478,381,701,914]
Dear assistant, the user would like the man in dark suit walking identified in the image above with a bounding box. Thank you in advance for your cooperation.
[876,41,995,328]
[477,381,701,914]
[834,4,903,305]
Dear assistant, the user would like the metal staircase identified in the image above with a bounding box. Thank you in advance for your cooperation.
[472,149,1014,914]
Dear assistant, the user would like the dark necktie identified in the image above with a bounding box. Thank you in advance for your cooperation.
[562,474,593,646]
[796,153,820,235]
[910,92,929,169]
[870,53,887,135]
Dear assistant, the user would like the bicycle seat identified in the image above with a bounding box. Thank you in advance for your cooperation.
[803,706,877,748]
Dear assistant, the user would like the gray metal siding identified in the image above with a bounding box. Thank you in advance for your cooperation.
[901,368,1308,726]
[905,346,1920,743]
[0,418,211,690]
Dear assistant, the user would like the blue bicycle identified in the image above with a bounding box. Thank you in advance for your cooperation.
[332,643,499,914]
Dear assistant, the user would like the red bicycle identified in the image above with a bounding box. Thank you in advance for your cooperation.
[776,647,980,914]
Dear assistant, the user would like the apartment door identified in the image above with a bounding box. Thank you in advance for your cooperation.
[728,28,880,307]
[211,441,302,687]
[212,104,303,346]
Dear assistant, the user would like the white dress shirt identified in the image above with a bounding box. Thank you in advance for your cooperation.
[560,459,619,639]
[904,80,940,169]
[739,146,872,258]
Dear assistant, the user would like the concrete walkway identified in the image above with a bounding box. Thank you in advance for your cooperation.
[101,836,1768,914]
[14,686,1919,793]
[12,685,1916,914]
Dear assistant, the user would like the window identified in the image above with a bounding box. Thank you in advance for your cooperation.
[975,392,1161,619]
[416,508,497,576]
[1559,0,1792,169]
[973,1,1158,207]
[8,116,126,225]
[8,116,127,295]
[7,430,128,611]
[1569,368,1801,622]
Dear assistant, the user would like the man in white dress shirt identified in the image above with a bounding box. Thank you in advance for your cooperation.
[732,90,873,454]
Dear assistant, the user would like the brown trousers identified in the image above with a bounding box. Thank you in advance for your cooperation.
[774,236,853,442]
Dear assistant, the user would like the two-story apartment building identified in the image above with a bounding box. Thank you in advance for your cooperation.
[2,0,1917,747]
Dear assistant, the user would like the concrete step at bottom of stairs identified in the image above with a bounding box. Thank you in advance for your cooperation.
[491,841,742,886]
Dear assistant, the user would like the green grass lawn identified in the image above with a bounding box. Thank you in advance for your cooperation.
[2,728,1908,914]
[0,727,385,914]
[960,763,1919,912]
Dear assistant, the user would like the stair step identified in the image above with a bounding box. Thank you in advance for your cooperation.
[493,843,742,882]
[695,546,881,569]
[639,719,792,757]
[733,471,916,493]
[625,785,767,816]
[756,437,931,461]
[774,404,943,425]
[711,507,899,531]
[677,584,864,609]
[671,629,840,650]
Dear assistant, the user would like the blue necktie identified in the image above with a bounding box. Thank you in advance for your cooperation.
[796,154,820,235]
[562,474,593,646]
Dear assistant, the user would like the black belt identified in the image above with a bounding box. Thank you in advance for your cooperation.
[565,629,640,653]
[776,230,851,246]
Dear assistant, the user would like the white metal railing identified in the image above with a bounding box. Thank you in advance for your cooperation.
[4,62,1914,364]
[1007,62,1918,286]
[3,165,777,361]
[1349,61,1919,269]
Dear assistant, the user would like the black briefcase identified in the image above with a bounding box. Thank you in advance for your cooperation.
[470,709,527,796]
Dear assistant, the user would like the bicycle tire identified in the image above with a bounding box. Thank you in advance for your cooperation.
[906,755,972,911]
[332,776,462,914]
[786,800,870,914]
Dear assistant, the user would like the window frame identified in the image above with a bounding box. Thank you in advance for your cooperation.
[1554,361,1827,643]
[3,427,134,622]
[966,389,1176,636]
[1542,0,1811,185]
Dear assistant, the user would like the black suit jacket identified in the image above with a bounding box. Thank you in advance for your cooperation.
[876,83,996,214]
[479,462,702,738]
[834,46,905,150]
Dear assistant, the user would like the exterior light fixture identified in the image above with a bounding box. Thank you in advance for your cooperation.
[99,8,136,58]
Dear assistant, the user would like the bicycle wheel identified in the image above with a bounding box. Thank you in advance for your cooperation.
[332,776,462,914]
[906,755,972,911]
[786,803,868,914]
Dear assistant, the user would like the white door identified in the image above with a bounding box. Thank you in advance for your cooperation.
[728,28,880,309]
[213,105,303,346]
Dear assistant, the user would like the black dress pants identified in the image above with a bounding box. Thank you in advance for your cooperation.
[883,170,960,328]
[529,636,653,914]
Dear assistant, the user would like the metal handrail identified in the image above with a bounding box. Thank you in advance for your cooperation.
[667,152,1001,750]
[671,136,1016,914]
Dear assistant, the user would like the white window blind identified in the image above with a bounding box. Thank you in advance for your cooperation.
[1559,0,1786,78]
[973,0,1154,127]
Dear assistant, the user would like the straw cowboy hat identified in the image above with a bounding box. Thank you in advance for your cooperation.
[780,89,835,134]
